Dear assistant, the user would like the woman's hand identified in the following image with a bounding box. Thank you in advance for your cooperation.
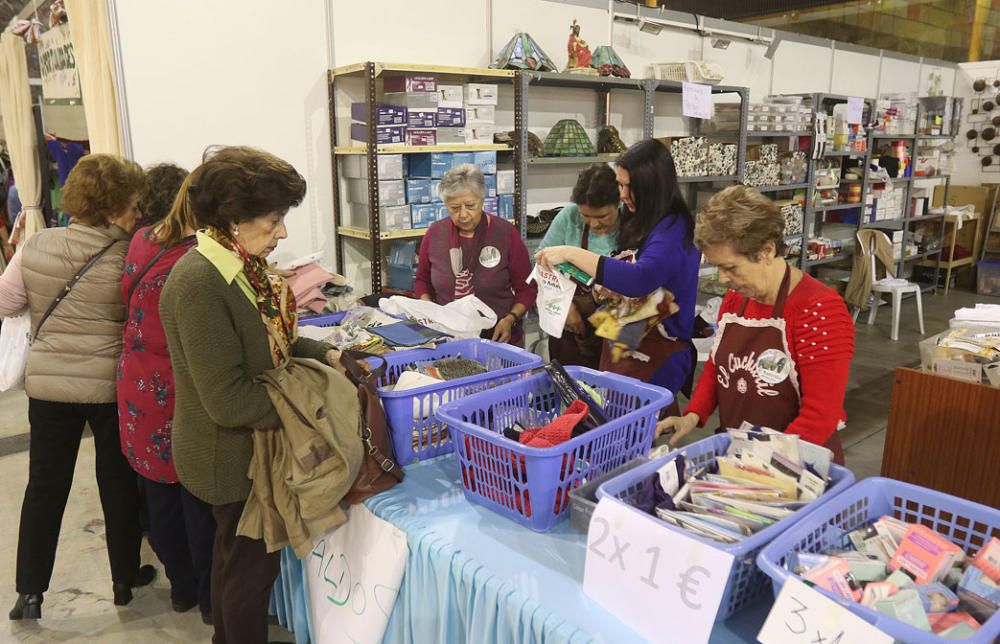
[492,315,515,343]
[325,348,346,374]
[534,246,573,271]
[564,303,585,335]
[655,412,700,446]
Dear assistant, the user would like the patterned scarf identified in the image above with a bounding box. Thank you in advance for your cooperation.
[203,226,297,367]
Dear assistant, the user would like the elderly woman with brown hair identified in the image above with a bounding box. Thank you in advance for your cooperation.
[0,154,157,620]
[656,185,854,463]
[160,147,340,644]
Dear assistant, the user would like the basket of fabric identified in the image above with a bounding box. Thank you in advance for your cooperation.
[371,339,543,466]
[596,434,855,621]
[434,366,672,532]
[756,478,1000,643]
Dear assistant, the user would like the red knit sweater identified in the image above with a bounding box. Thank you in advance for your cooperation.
[685,274,855,445]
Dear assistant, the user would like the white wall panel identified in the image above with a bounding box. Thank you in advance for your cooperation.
[771,40,832,95]
[114,0,334,268]
[831,49,879,99]
[878,56,921,96]
[702,39,772,102]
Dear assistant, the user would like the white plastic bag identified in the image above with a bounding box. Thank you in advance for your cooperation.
[0,314,31,391]
[378,295,497,340]
[527,265,576,338]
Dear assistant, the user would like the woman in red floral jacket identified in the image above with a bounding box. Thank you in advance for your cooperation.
[117,165,214,623]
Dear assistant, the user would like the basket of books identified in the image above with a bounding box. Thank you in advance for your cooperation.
[596,431,855,620]
[434,365,672,532]
[756,477,1000,643]
[371,339,543,466]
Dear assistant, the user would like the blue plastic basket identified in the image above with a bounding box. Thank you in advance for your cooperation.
[596,433,856,621]
[372,339,543,465]
[297,311,346,327]
[757,477,1000,643]
[434,366,672,532]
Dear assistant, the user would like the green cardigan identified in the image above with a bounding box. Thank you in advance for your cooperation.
[160,250,330,505]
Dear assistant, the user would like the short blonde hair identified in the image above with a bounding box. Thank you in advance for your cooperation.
[695,185,785,259]
[62,154,147,226]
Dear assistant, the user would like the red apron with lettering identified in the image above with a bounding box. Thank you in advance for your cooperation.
[712,267,845,464]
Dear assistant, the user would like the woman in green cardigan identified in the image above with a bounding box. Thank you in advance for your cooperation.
[160,147,337,644]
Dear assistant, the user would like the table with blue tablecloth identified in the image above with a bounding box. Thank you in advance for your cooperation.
[269,456,773,643]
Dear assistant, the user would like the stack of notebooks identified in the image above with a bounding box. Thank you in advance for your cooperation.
[644,425,835,544]
[788,527,1000,638]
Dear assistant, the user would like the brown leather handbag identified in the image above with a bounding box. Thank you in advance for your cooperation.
[339,350,403,503]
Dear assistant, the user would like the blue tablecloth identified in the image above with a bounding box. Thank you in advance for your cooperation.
[269,457,772,643]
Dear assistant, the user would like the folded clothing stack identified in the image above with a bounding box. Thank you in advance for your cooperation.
[285,262,350,314]
[788,528,1000,639]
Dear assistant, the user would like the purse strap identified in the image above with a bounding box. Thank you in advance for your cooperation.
[126,246,170,306]
[339,349,387,388]
[32,240,118,343]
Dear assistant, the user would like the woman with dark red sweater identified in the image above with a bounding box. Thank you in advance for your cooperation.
[657,185,854,464]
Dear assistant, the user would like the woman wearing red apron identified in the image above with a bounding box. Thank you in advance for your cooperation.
[657,186,853,464]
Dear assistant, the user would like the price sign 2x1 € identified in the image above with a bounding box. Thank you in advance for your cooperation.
[582,498,735,644]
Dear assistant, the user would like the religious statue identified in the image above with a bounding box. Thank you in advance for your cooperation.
[566,20,592,70]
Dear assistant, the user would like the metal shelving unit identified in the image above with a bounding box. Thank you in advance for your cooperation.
[328,62,517,292]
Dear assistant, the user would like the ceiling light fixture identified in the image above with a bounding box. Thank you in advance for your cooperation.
[711,38,731,50]
[639,19,664,35]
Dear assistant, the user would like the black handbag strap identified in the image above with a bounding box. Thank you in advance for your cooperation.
[126,246,169,305]
[339,349,388,388]
[32,241,118,343]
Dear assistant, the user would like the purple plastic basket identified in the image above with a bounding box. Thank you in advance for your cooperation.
[596,433,855,621]
[372,339,543,465]
[434,366,672,532]
[757,477,1000,643]
[297,311,346,327]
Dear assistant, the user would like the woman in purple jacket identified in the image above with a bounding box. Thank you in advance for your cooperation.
[535,140,700,413]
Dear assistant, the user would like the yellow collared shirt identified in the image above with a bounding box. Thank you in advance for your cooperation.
[196,231,257,305]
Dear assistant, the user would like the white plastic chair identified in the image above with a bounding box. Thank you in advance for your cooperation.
[857,230,925,341]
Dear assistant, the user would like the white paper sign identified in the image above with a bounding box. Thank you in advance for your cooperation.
[758,577,894,644]
[37,23,80,103]
[527,265,576,338]
[583,498,734,644]
[307,505,408,644]
[683,81,713,119]
[846,97,864,125]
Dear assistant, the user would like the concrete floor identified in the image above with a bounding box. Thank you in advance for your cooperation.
[0,283,996,642]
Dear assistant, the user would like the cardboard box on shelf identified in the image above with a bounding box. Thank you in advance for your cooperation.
[437,107,465,127]
[350,103,407,126]
[350,123,406,145]
[409,152,474,178]
[466,105,496,124]
[340,154,407,180]
[346,178,406,207]
[465,125,496,145]
[436,84,463,108]
[411,203,448,229]
[407,109,437,129]
[383,91,438,110]
[405,129,437,146]
[383,75,437,93]
[465,83,498,105]
[497,169,515,194]
[405,178,440,204]
[344,203,412,233]
[484,174,497,198]
[473,151,497,175]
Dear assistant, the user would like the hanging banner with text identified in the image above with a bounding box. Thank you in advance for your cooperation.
[307,505,408,644]
[758,577,894,644]
[37,23,80,104]
[583,498,734,644]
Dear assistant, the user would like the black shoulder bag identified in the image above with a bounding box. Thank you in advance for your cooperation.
[32,241,118,343]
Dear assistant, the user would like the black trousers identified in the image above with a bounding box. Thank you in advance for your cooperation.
[211,500,280,644]
[142,478,215,615]
[16,399,143,594]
